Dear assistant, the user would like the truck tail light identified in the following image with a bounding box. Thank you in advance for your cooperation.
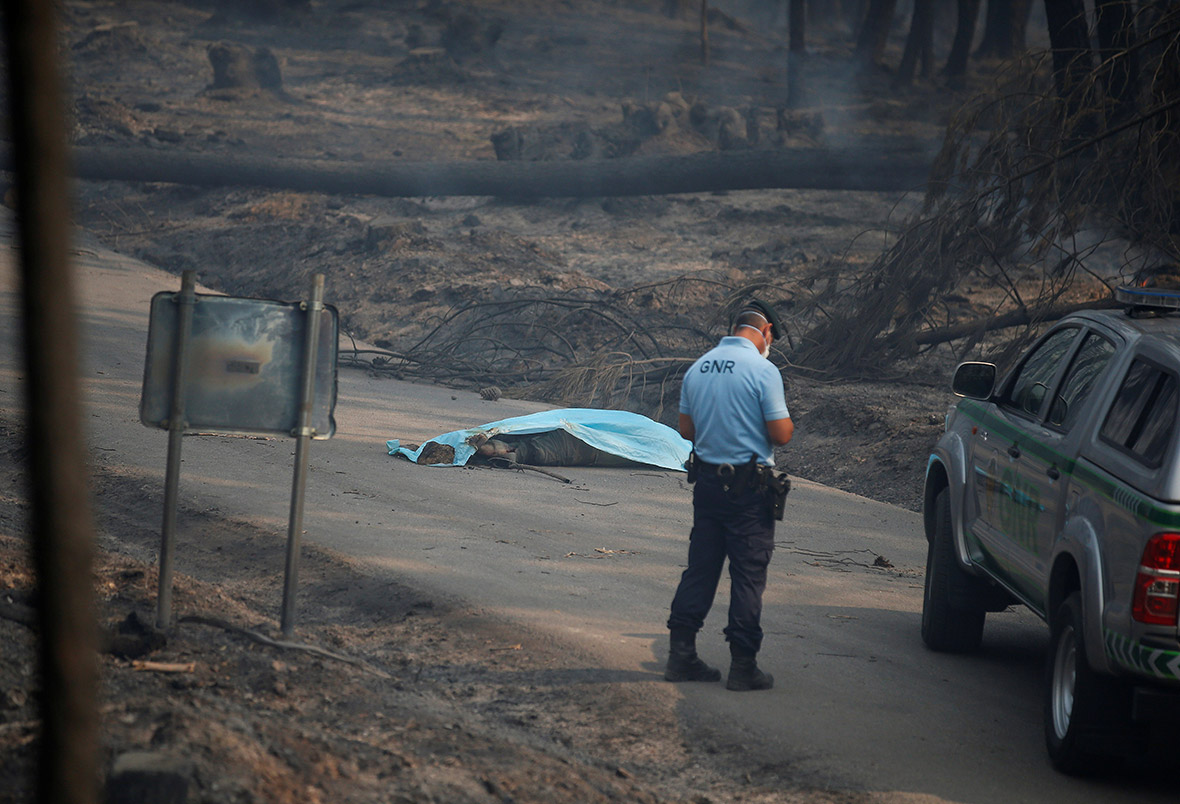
[1132,533,1180,626]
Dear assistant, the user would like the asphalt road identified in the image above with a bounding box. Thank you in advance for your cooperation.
[0,224,1171,803]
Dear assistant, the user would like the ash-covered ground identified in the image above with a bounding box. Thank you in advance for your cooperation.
[63,0,982,511]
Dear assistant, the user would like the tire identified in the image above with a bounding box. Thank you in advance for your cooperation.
[921,488,985,652]
[1044,592,1130,775]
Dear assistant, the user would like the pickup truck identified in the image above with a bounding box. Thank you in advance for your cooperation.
[922,287,1180,774]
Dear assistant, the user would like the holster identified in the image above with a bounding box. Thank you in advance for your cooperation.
[762,468,791,521]
[686,451,699,483]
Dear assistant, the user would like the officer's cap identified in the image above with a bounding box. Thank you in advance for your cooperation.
[740,298,783,340]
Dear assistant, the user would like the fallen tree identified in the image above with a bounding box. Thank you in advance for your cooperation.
[0,143,930,197]
[908,297,1122,347]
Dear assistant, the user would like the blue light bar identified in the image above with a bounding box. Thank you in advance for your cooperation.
[1116,285,1180,311]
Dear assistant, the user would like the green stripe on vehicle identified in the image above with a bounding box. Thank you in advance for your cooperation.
[957,400,1180,529]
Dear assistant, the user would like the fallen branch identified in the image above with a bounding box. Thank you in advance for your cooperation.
[910,296,1122,346]
[178,614,391,679]
[486,457,571,483]
[131,660,195,674]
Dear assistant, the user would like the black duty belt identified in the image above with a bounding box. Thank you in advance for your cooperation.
[695,460,752,478]
[688,454,761,492]
[686,453,791,519]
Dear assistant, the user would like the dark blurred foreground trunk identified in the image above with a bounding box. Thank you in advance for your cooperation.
[3,1,100,803]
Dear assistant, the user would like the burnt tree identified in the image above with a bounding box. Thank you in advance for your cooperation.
[701,0,710,64]
[842,0,868,31]
[1044,0,1094,105]
[854,0,899,69]
[896,0,935,85]
[943,0,982,83]
[976,0,1033,59]
[1095,0,1139,120]
[787,0,807,107]
[806,0,840,27]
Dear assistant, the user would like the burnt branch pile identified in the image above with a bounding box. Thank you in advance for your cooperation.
[340,279,722,411]
[340,277,795,418]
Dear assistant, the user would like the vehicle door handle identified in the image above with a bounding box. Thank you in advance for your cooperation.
[1047,465,1060,480]
[1007,445,1021,459]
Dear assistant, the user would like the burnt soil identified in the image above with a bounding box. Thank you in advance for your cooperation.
[3,1,1025,802]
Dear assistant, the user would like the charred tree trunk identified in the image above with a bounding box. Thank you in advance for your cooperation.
[843,0,868,32]
[943,0,982,83]
[1095,0,1139,120]
[807,0,843,28]
[1044,0,1094,105]
[976,0,1031,58]
[896,0,935,85]
[12,145,931,197]
[1011,0,1033,52]
[976,0,1009,57]
[787,0,807,107]
[700,1,710,65]
[854,0,899,69]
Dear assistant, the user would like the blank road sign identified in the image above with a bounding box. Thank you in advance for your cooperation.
[140,292,338,438]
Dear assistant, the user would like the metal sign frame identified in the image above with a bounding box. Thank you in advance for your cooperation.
[141,272,336,635]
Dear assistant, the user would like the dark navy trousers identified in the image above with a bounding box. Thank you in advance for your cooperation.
[667,473,776,656]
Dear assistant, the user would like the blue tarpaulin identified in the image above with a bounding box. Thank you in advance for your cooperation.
[387,408,690,471]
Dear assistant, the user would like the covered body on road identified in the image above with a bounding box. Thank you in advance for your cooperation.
[387,408,691,471]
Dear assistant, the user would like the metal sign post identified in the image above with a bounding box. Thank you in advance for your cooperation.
[141,273,337,635]
[280,274,325,637]
[156,270,196,629]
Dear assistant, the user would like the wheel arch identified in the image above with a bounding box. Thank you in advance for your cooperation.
[1047,554,1082,623]
[1055,511,1112,674]
[924,457,950,544]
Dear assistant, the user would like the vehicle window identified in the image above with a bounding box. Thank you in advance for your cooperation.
[1001,327,1079,418]
[1137,376,1178,466]
[1046,333,1117,430]
[1102,361,1156,445]
[1101,360,1179,468]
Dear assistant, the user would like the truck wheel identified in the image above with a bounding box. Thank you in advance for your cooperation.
[921,488,985,652]
[1044,592,1129,775]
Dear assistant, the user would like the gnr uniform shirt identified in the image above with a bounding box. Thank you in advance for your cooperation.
[680,336,789,466]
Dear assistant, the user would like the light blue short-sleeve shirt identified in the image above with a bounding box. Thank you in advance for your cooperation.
[679,336,789,466]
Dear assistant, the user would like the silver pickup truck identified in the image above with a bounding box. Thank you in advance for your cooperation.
[922,287,1180,774]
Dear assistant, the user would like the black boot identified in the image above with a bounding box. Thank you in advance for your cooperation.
[726,651,773,691]
[664,630,721,682]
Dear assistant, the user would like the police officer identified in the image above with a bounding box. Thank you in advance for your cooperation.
[665,300,794,691]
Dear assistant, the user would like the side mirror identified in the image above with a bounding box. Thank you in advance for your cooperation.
[952,362,996,400]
